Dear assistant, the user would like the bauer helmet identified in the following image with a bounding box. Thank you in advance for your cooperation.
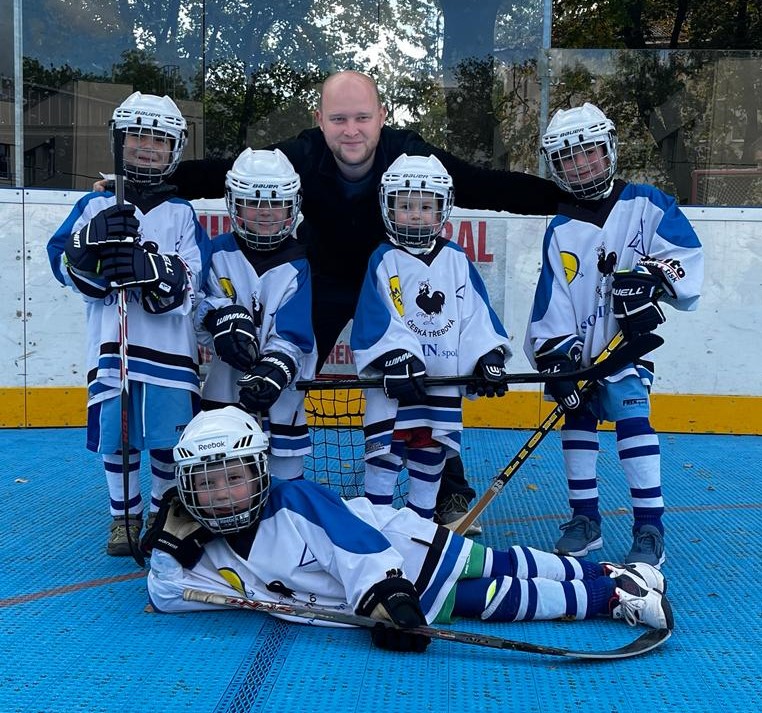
[225,148,302,251]
[173,406,270,534]
[380,153,454,253]
[541,102,617,200]
[110,91,188,185]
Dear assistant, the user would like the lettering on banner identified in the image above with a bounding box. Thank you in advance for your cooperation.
[441,220,494,263]
[197,213,231,238]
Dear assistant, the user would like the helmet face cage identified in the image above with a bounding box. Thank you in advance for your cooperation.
[380,155,454,252]
[172,406,270,534]
[542,104,618,200]
[177,454,270,535]
[110,92,187,185]
[225,149,302,251]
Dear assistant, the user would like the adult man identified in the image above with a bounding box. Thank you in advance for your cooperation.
[165,70,572,530]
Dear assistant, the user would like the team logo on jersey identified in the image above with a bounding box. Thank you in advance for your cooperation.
[219,277,236,301]
[218,567,246,595]
[415,280,446,325]
[389,275,404,316]
[251,293,264,328]
[596,246,618,276]
[561,251,582,284]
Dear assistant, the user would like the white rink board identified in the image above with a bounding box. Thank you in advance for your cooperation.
[4,188,760,396]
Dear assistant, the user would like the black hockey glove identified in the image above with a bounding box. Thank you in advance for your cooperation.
[372,349,426,406]
[356,573,431,653]
[535,342,586,415]
[203,305,259,372]
[237,351,297,413]
[100,241,186,297]
[63,230,101,275]
[467,348,509,398]
[636,256,683,299]
[611,266,666,339]
[79,204,140,247]
[140,488,214,569]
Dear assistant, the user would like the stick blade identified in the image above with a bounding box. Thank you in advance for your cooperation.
[555,627,672,660]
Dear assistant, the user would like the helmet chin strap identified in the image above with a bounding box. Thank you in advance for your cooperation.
[388,233,438,255]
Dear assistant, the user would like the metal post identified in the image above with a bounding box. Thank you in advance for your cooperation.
[13,0,24,187]
[538,0,553,178]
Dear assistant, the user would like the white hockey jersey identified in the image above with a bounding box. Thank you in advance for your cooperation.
[351,239,512,456]
[197,233,317,456]
[524,181,704,384]
[147,479,473,624]
[48,190,211,404]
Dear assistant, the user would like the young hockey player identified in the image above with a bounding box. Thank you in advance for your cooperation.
[47,92,211,555]
[196,147,316,480]
[349,154,512,522]
[143,407,673,653]
[525,102,704,568]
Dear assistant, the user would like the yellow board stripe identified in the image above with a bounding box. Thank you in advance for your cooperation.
[3,387,761,434]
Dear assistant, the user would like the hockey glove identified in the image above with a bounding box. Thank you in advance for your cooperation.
[535,341,586,415]
[101,241,186,294]
[204,305,259,372]
[636,256,683,299]
[79,204,140,247]
[356,573,431,653]
[467,348,509,398]
[237,351,297,413]
[611,266,666,339]
[140,488,214,569]
[372,349,427,406]
[63,230,102,275]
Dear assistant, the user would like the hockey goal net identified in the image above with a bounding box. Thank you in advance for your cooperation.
[690,168,762,205]
[303,382,409,506]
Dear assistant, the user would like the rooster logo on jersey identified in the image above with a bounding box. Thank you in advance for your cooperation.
[415,280,445,324]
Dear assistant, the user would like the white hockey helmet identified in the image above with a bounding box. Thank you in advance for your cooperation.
[173,406,270,534]
[379,153,454,253]
[225,148,302,251]
[541,102,618,200]
[110,91,188,185]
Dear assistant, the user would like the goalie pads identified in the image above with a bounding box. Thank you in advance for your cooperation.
[371,349,427,406]
[237,351,297,414]
[611,266,666,338]
[203,304,259,372]
[356,573,431,653]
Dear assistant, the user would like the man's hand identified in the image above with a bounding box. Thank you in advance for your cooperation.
[356,573,431,653]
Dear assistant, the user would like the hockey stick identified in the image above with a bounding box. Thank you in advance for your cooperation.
[294,333,660,391]
[182,588,670,660]
[113,129,144,568]
[450,331,664,536]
